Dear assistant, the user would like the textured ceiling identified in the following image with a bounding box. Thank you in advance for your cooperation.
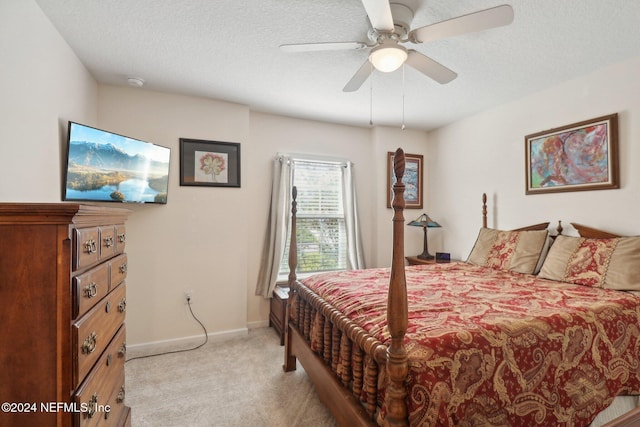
[35,0,640,131]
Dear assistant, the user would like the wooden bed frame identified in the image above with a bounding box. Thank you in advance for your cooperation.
[282,148,638,427]
[283,148,410,426]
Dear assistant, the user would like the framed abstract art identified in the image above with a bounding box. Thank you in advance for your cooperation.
[525,113,619,194]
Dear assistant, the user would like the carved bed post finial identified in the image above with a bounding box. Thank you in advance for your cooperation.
[385,148,409,426]
[557,220,563,236]
[288,186,298,286]
[482,193,487,228]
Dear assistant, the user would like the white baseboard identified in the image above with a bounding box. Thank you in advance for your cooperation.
[247,320,270,329]
[127,327,249,359]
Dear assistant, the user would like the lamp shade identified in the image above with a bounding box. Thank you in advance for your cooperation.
[408,213,441,260]
[407,213,441,228]
[369,41,407,73]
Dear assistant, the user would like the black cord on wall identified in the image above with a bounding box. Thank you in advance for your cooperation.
[125,297,208,363]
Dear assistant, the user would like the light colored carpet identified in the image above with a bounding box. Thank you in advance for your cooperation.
[125,327,339,427]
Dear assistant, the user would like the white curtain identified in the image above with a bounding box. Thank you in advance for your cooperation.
[255,156,292,298]
[255,154,364,298]
[342,161,365,270]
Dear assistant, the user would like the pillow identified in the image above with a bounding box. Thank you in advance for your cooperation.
[534,234,554,274]
[538,235,640,291]
[467,228,548,274]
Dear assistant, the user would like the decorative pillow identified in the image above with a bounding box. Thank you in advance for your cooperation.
[466,228,548,274]
[534,234,554,274]
[538,235,640,291]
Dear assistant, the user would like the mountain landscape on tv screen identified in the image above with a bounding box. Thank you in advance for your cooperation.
[65,141,169,203]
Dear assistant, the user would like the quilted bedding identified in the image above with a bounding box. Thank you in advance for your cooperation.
[300,262,640,426]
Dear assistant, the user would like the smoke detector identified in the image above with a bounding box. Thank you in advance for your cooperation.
[127,77,145,87]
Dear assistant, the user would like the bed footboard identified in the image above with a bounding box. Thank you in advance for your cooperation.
[284,281,387,425]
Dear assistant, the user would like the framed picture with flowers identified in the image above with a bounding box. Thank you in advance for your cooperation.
[179,138,241,187]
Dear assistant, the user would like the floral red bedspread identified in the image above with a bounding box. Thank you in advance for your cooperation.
[300,262,640,426]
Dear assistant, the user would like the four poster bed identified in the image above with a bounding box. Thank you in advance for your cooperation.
[282,148,640,427]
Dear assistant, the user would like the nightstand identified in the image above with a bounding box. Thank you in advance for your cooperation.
[406,256,457,265]
[269,286,289,345]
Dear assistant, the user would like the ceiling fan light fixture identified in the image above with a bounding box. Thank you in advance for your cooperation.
[369,41,407,73]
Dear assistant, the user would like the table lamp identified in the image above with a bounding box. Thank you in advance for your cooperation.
[407,213,441,260]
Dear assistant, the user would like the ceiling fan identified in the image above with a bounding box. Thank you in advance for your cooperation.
[280,1,514,92]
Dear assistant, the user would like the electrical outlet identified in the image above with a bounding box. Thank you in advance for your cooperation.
[185,290,194,304]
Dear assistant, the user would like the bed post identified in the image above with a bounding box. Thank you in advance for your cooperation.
[288,186,298,285]
[283,186,298,372]
[482,193,487,228]
[384,148,409,427]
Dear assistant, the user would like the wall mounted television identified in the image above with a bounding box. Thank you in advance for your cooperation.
[63,122,171,204]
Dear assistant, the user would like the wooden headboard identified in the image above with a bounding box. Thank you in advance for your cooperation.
[572,223,622,238]
[479,194,622,238]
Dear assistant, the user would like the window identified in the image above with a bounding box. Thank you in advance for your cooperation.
[255,153,363,298]
[278,159,347,277]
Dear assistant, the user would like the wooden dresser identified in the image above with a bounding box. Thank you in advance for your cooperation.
[0,203,131,426]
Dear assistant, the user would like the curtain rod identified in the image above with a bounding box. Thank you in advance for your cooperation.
[276,153,353,167]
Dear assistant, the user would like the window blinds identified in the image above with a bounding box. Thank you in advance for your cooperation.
[279,159,347,275]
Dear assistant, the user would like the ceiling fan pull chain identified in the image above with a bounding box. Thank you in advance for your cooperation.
[369,62,373,126]
[401,64,406,130]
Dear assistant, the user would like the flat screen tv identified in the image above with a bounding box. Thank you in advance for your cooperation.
[63,122,171,204]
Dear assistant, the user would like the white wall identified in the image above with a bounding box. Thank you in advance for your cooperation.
[0,0,97,202]
[428,55,640,260]
[97,86,251,344]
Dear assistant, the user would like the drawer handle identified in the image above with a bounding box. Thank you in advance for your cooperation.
[103,236,114,248]
[118,298,127,313]
[105,301,111,313]
[117,386,125,403]
[117,233,126,243]
[84,239,97,254]
[106,353,112,366]
[118,342,127,357]
[86,393,98,418]
[82,332,97,354]
[83,283,98,299]
[119,263,127,274]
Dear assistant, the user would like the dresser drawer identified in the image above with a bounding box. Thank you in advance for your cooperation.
[100,225,116,259]
[109,254,128,290]
[74,325,126,427]
[73,262,110,319]
[119,407,131,427]
[75,227,101,270]
[101,370,126,426]
[99,327,127,427]
[114,224,126,255]
[73,283,127,388]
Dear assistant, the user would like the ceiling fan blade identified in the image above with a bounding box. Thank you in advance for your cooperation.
[280,41,368,53]
[405,50,457,84]
[361,0,394,32]
[409,4,514,43]
[343,59,373,92]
